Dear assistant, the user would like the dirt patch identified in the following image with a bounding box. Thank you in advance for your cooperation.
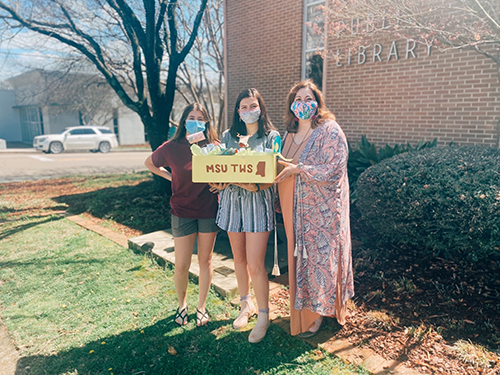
[78,212,142,238]
[0,318,18,375]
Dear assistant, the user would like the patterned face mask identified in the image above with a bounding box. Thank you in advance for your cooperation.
[239,108,261,124]
[290,100,318,120]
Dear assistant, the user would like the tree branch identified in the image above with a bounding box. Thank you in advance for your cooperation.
[178,0,208,62]
[0,2,140,113]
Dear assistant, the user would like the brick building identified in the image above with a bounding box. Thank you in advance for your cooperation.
[224,0,500,147]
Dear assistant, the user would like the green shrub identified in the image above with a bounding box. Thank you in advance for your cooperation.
[348,135,437,200]
[355,145,500,261]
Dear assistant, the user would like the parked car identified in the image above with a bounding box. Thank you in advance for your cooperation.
[33,126,119,154]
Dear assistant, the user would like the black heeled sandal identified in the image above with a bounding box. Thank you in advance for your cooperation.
[196,308,210,327]
[175,306,188,326]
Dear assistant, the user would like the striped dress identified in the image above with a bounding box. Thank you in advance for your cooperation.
[216,130,279,233]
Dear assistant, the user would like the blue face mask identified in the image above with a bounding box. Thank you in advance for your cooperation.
[185,120,206,135]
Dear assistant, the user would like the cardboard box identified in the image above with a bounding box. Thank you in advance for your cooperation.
[192,153,277,183]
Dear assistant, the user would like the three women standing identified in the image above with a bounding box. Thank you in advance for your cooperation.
[275,80,354,337]
[145,81,353,343]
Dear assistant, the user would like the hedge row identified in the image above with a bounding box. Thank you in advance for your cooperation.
[348,136,437,200]
[355,145,500,261]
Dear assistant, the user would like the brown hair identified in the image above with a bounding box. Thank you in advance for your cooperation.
[230,88,276,139]
[171,102,219,143]
[284,80,335,133]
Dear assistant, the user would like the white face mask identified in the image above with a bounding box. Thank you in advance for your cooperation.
[239,109,261,124]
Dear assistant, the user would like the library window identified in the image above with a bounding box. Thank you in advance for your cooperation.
[302,0,325,90]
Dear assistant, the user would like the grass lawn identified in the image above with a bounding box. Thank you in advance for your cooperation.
[0,180,367,375]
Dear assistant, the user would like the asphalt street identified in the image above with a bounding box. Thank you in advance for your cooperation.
[0,150,151,183]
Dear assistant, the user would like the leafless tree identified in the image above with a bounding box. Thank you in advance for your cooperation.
[175,0,224,134]
[0,0,209,150]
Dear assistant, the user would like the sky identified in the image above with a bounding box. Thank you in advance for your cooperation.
[0,29,75,83]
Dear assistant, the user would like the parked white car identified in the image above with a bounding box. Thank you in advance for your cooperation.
[33,126,119,154]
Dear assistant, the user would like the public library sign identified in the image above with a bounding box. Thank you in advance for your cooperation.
[334,39,432,66]
[332,18,433,66]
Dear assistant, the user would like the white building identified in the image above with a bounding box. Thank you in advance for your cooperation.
[0,70,147,145]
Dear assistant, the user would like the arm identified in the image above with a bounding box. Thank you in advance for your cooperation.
[275,125,348,185]
[144,155,172,181]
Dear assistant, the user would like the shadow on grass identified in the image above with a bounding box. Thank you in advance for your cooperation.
[0,256,103,270]
[0,215,64,241]
[15,318,316,375]
[0,207,19,215]
[54,181,171,234]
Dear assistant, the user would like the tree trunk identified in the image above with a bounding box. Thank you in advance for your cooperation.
[141,106,173,197]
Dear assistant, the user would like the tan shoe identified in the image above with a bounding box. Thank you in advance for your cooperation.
[232,300,257,329]
[298,316,324,338]
[248,313,270,343]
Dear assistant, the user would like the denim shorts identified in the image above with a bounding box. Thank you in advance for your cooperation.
[171,214,219,237]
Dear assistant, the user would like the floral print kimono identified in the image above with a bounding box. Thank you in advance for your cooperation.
[292,120,354,322]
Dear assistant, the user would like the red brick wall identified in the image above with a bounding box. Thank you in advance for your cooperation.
[226,2,500,147]
[226,0,303,130]
[326,39,500,147]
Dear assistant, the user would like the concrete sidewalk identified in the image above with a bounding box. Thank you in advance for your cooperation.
[128,225,289,298]
[0,141,150,153]
[0,318,18,375]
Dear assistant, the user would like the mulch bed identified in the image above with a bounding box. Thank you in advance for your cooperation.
[270,208,500,374]
[344,240,500,374]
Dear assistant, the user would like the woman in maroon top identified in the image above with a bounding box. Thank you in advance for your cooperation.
[144,103,219,327]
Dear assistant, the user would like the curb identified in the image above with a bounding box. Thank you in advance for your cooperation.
[0,148,150,153]
[0,317,18,375]
[128,231,239,299]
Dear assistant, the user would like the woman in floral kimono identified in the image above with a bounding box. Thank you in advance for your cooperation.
[275,80,354,338]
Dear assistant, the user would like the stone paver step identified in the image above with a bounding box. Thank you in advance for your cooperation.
[128,230,239,298]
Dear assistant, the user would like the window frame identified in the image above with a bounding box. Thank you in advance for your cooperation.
[301,0,327,91]
[68,129,84,136]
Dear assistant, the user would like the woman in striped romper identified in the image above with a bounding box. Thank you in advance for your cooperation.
[210,88,279,343]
